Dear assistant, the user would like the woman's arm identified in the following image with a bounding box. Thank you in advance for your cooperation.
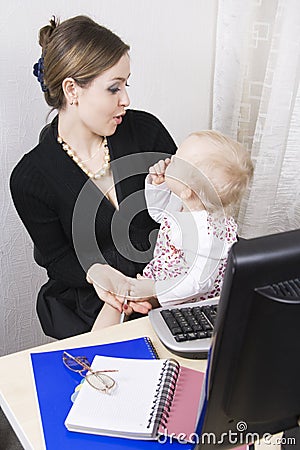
[92,303,122,330]
[10,159,90,287]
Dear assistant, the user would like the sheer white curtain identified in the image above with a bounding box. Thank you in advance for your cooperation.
[213,0,300,238]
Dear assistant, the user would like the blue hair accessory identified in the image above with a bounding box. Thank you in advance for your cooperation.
[33,56,48,92]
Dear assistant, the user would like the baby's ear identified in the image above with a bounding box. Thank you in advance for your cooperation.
[180,187,192,200]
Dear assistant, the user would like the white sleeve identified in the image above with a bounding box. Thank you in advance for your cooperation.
[154,255,217,306]
[154,212,230,306]
[144,175,182,224]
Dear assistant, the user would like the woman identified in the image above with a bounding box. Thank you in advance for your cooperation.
[10,15,176,339]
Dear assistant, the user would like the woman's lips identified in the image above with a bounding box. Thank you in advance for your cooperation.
[113,110,126,125]
[113,115,123,125]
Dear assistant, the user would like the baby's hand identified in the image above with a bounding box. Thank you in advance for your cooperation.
[128,278,156,301]
[136,273,145,279]
[127,300,153,315]
[149,158,171,185]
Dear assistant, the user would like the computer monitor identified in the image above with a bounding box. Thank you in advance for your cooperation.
[197,228,300,449]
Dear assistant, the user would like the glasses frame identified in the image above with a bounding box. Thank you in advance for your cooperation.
[63,351,118,393]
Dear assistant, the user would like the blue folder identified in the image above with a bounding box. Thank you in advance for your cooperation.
[31,337,195,449]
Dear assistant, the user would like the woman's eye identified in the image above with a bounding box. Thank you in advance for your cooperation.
[108,85,120,94]
[108,82,130,94]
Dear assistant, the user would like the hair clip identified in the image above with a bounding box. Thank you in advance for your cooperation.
[33,56,48,92]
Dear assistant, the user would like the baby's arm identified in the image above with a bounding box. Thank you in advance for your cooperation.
[145,158,182,224]
[155,270,213,306]
[128,255,216,308]
[128,278,160,308]
[129,271,212,307]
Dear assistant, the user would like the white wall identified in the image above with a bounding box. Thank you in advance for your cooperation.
[0,0,217,355]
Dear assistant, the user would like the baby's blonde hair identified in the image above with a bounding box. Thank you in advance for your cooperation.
[188,131,254,215]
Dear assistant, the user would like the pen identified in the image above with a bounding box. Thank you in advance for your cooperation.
[119,296,128,324]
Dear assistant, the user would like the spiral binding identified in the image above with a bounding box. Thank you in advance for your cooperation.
[147,358,180,434]
[144,337,160,359]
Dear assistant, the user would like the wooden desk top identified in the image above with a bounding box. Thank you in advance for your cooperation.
[0,317,282,449]
[0,317,206,449]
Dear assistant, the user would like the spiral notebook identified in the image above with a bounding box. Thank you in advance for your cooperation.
[64,355,204,441]
[31,337,184,450]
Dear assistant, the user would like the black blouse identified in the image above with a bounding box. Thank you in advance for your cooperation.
[10,109,177,338]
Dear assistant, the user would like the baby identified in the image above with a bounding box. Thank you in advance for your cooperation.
[89,130,254,328]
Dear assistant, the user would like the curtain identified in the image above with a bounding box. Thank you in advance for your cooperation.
[213,0,300,238]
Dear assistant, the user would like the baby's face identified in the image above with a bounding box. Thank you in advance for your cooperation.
[165,135,211,197]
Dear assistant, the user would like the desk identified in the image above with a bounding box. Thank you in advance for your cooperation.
[0,317,281,450]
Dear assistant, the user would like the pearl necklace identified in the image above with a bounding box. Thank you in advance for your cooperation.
[57,135,110,179]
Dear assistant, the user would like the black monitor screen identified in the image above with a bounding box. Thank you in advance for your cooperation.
[197,229,300,449]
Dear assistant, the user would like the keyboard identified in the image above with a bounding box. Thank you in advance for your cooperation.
[149,298,219,359]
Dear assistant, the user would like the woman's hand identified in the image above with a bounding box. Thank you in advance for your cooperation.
[149,158,171,185]
[87,265,156,315]
[87,264,130,312]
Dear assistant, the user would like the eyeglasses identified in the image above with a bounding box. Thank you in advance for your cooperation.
[63,351,117,393]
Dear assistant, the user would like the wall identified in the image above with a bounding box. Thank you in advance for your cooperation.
[0,0,217,355]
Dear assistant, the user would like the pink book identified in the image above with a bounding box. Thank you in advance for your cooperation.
[158,365,204,439]
[157,364,247,449]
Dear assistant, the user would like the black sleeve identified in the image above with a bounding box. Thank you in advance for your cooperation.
[132,110,177,156]
[10,157,88,288]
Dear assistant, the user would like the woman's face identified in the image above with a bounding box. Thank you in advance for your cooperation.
[75,53,131,137]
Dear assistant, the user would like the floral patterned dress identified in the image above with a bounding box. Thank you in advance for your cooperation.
[143,178,237,304]
[143,213,237,301]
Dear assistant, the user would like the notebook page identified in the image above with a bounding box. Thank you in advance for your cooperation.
[65,355,168,438]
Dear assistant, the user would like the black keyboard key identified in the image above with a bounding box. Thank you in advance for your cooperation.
[160,311,180,333]
[202,305,217,325]
[179,320,189,327]
[192,324,203,332]
[170,327,182,335]
[175,334,188,342]
[167,319,179,326]
[173,310,184,317]
[182,326,193,333]
[197,331,208,339]
[201,323,213,331]
[192,306,202,316]
[187,332,198,340]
